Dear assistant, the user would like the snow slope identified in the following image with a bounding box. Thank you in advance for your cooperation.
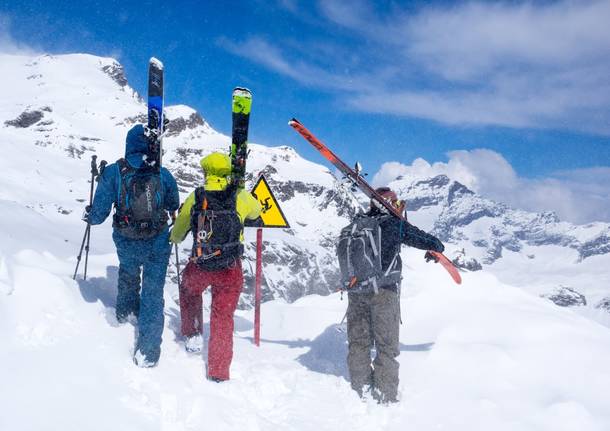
[3,234,610,430]
[2,52,610,430]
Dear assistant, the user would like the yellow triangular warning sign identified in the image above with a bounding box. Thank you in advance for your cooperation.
[251,175,290,228]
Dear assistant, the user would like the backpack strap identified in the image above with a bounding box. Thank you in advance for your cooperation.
[193,186,208,258]
[346,223,357,275]
[113,158,135,226]
[194,186,205,207]
[116,158,130,204]
[384,252,400,277]
[117,158,130,173]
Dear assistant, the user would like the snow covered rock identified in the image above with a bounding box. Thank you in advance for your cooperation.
[451,248,482,272]
[541,286,587,307]
[4,108,48,128]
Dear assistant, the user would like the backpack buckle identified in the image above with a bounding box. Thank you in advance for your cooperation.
[197,229,212,242]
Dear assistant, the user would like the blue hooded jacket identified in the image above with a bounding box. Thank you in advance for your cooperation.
[88,124,179,227]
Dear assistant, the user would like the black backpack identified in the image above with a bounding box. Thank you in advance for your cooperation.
[113,159,168,239]
[190,185,243,271]
[336,214,401,292]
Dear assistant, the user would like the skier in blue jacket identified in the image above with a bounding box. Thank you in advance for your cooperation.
[86,124,179,367]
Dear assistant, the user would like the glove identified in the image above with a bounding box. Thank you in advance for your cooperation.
[82,205,91,223]
[424,251,439,263]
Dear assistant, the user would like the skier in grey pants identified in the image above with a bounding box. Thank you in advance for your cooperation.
[343,187,445,403]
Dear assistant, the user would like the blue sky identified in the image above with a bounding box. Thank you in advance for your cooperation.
[2,0,610,222]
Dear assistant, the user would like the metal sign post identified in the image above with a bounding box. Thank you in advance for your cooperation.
[254,228,263,346]
[249,174,290,346]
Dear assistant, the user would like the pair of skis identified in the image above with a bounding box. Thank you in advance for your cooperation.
[146,57,165,169]
[288,119,462,285]
[146,57,254,183]
[230,88,252,189]
[147,58,186,287]
[147,58,253,283]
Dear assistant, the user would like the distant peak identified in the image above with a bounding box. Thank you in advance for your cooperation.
[415,174,451,188]
[447,181,475,204]
[164,107,207,137]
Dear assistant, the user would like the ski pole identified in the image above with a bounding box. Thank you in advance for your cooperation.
[82,159,106,279]
[73,224,90,280]
[174,243,181,287]
[169,211,182,287]
[73,156,104,280]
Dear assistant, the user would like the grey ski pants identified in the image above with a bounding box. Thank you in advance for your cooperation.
[347,288,400,403]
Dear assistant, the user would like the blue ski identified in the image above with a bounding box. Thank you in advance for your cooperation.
[147,57,164,168]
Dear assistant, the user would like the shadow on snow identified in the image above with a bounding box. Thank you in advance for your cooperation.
[76,265,119,310]
[242,324,435,381]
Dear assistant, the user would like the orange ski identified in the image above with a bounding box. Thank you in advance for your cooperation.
[289,118,462,285]
[427,251,462,285]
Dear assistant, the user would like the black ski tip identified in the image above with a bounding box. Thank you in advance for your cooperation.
[149,57,164,69]
[288,118,300,126]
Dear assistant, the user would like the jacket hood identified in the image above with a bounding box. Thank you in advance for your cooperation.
[200,152,232,176]
[125,124,149,166]
[200,152,232,191]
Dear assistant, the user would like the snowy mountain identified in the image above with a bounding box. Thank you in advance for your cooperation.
[2,52,610,314]
[389,174,610,263]
[0,52,360,308]
[3,52,610,430]
[383,173,610,313]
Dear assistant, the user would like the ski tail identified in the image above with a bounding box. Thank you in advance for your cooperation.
[428,251,462,284]
[231,87,252,189]
[289,118,463,285]
[289,118,404,220]
[289,118,341,168]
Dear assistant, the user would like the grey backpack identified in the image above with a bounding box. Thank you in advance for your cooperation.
[336,215,401,293]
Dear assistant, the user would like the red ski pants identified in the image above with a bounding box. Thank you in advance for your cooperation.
[179,260,243,380]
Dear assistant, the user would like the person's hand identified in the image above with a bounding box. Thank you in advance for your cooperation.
[82,205,91,223]
[424,251,439,263]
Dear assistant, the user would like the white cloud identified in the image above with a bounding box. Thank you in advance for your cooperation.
[366,0,610,134]
[0,14,39,55]
[373,150,610,224]
[223,0,610,134]
[405,1,610,81]
[217,36,374,92]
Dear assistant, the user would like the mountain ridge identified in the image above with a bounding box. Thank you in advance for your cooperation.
[1,51,609,311]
